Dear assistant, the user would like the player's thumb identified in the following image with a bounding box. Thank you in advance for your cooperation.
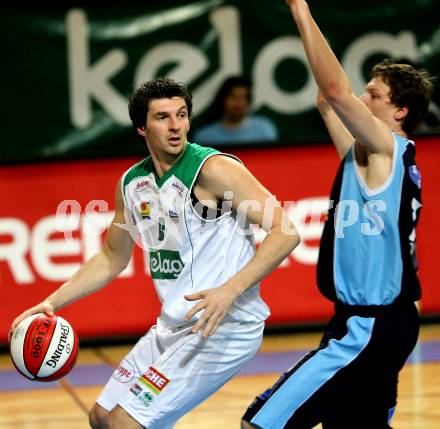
[40,301,55,317]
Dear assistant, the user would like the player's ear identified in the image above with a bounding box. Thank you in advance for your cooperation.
[395,106,409,121]
[137,126,146,137]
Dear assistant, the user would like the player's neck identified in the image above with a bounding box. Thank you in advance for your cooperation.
[391,125,407,139]
[150,149,185,178]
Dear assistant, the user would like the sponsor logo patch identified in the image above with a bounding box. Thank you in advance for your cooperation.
[171,180,184,197]
[149,250,184,279]
[139,366,170,394]
[138,391,154,407]
[168,208,179,222]
[112,359,134,383]
[135,179,150,192]
[139,201,152,219]
[130,383,142,396]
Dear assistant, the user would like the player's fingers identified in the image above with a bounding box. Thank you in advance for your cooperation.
[41,302,54,316]
[184,291,205,301]
[208,319,222,337]
[184,301,206,321]
[205,311,225,337]
[192,309,213,333]
[10,313,28,335]
[9,303,54,340]
[9,312,31,342]
[203,316,217,338]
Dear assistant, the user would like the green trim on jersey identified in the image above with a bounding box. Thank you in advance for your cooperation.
[123,158,149,188]
[123,142,219,190]
[169,142,219,188]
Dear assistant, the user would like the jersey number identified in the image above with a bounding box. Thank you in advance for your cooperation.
[158,217,166,241]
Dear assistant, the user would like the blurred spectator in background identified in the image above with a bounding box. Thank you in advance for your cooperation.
[194,76,278,145]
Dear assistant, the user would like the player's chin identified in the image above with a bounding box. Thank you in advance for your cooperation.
[167,139,186,152]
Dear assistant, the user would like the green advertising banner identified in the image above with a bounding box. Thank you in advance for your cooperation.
[2,0,439,163]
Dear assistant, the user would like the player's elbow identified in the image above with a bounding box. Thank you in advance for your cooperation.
[110,255,131,277]
[102,246,131,277]
[321,80,351,105]
[287,229,301,253]
[279,217,301,250]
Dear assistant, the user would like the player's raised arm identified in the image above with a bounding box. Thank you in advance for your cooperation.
[9,179,134,336]
[184,155,300,337]
[285,0,393,154]
[317,90,355,159]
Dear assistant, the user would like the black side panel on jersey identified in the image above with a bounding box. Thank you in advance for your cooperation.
[317,161,345,302]
[397,143,422,301]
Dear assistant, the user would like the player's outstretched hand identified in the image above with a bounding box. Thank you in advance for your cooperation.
[184,284,241,338]
[9,301,55,341]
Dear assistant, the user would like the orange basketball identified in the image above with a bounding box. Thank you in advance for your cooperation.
[9,313,79,381]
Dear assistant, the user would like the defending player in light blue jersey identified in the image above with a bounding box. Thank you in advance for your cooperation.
[10,77,300,429]
[242,1,435,428]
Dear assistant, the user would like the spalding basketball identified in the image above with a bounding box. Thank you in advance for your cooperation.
[10,313,79,382]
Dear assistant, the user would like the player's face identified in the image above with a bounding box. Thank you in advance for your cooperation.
[138,97,190,157]
[223,86,250,122]
[359,77,399,125]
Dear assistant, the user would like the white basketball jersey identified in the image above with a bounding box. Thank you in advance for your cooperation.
[121,143,270,329]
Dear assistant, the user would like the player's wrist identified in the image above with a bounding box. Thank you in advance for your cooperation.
[227,279,247,298]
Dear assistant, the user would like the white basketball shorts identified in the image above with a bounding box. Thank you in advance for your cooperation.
[96,317,264,428]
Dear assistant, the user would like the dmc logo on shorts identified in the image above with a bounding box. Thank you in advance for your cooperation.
[149,249,184,279]
[140,366,170,394]
[112,359,134,383]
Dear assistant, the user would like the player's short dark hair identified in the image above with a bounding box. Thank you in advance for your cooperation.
[372,59,435,135]
[128,77,193,132]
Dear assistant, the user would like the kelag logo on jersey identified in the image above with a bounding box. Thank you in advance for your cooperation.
[149,249,184,279]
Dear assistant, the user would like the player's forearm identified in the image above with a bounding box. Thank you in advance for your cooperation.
[319,106,355,159]
[229,225,300,296]
[288,1,350,101]
[46,250,126,312]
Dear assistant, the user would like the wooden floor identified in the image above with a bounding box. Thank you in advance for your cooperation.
[1,324,439,428]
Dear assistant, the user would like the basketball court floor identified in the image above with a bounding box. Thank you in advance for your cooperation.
[1,324,439,428]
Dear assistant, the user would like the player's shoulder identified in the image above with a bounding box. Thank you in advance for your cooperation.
[199,153,245,187]
[122,156,152,188]
[202,152,242,171]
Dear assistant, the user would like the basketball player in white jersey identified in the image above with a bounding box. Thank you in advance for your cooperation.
[10,77,300,429]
